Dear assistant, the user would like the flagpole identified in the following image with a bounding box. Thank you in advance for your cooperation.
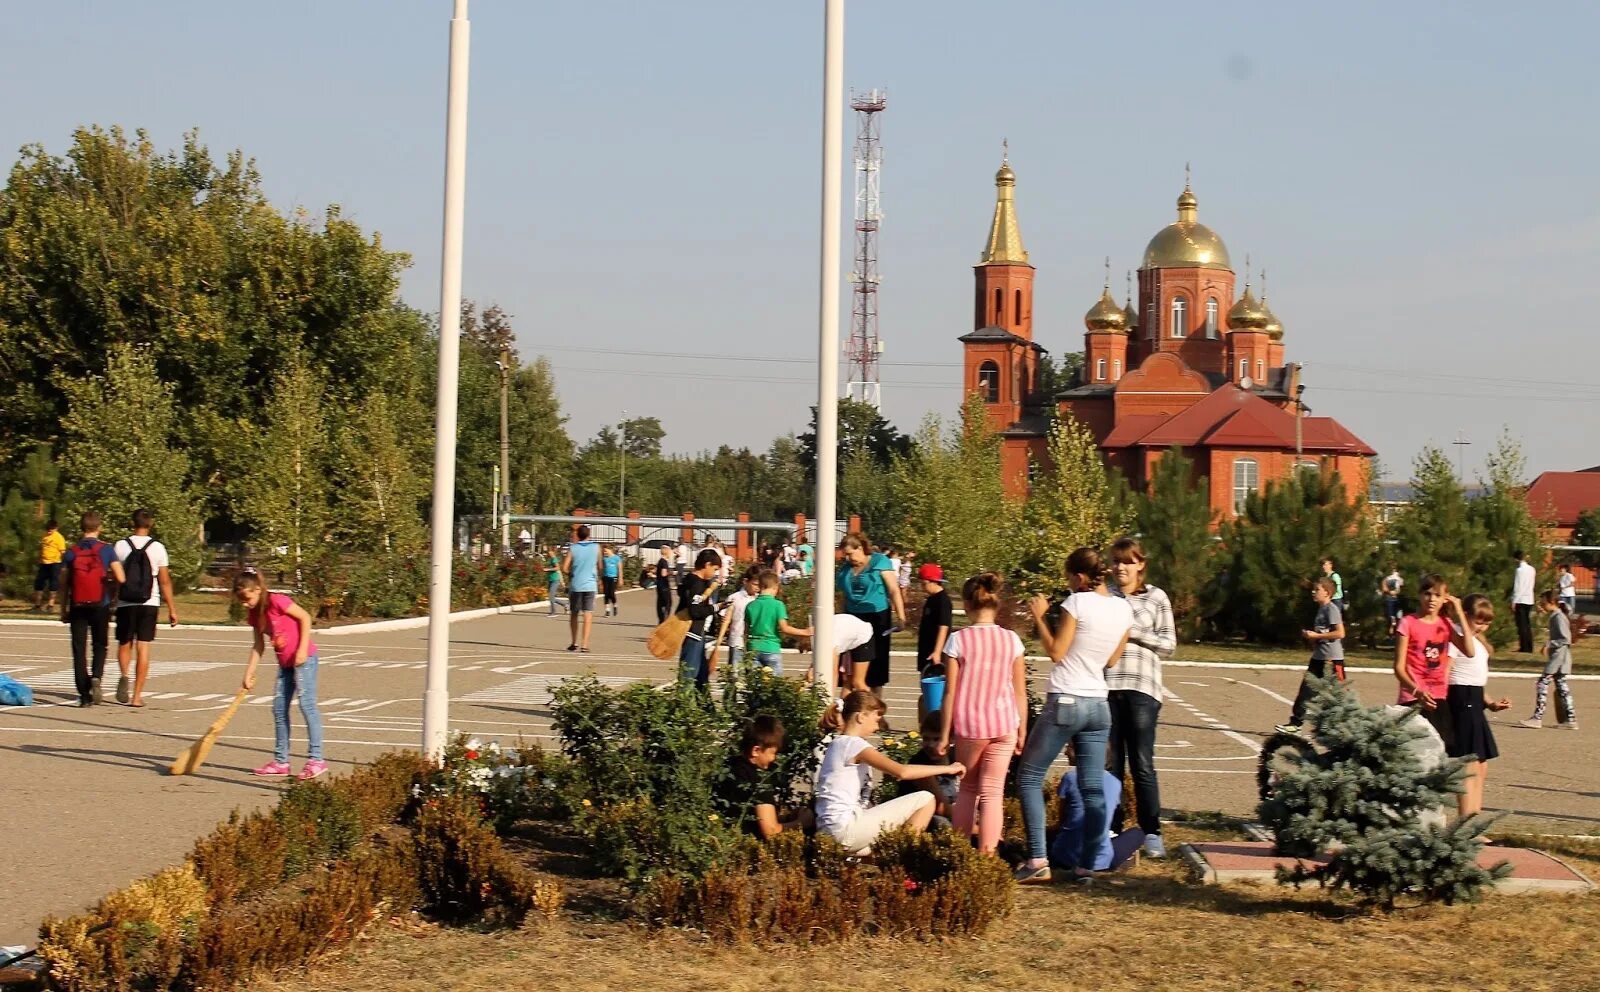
[811,0,844,691]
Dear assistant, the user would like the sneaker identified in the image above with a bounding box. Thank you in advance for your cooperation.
[90,677,103,705]
[297,759,329,780]
[1143,834,1167,859]
[1561,721,1580,730]
[79,697,92,708]
[252,760,292,777]
[115,675,130,704]
[566,644,579,652]
[1517,718,1543,729]
[1013,863,1052,885]
[1274,724,1301,735]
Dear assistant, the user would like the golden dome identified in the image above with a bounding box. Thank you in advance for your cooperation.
[995,161,1016,186]
[1261,303,1284,340]
[1227,287,1269,331]
[1123,299,1139,330]
[1142,184,1232,271]
[1085,288,1128,332]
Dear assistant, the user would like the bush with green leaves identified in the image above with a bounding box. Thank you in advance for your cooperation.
[417,735,581,832]
[717,665,829,805]
[1258,676,1510,907]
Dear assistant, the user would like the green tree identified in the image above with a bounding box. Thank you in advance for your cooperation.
[1571,506,1600,570]
[1133,447,1215,639]
[1216,466,1377,644]
[1467,431,1550,647]
[0,444,62,595]
[1020,414,1130,592]
[1383,446,1494,635]
[891,395,1023,582]
[840,448,898,543]
[799,398,910,481]
[335,391,427,554]
[57,344,205,589]
[760,435,809,520]
[507,357,574,515]
[236,356,330,584]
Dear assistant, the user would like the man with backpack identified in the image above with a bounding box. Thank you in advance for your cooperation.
[59,512,119,707]
[110,508,178,707]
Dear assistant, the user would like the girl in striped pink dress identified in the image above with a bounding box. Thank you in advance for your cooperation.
[936,572,1028,853]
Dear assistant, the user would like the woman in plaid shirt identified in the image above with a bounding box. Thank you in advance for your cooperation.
[1107,537,1176,859]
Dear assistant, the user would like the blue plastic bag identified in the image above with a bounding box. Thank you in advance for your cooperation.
[0,672,34,706]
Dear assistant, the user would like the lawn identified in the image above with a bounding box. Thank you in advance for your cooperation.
[248,825,1600,992]
[0,589,236,624]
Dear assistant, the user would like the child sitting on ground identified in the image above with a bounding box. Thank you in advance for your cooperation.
[1050,765,1145,872]
[715,715,814,839]
[896,709,959,820]
[815,691,965,855]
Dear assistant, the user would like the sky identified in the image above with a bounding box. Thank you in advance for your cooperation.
[5,1,1599,483]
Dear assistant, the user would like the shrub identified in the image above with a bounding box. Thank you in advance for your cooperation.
[580,796,737,883]
[273,780,365,879]
[716,666,828,805]
[38,865,208,992]
[417,736,581,832]
[640,827,1012,942]
[413,796,563,926]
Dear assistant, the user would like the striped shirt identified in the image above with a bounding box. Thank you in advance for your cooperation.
[1106,585,1176,701]
[943,623,1025,740]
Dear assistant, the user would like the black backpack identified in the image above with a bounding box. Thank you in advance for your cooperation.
[121,536,157,603]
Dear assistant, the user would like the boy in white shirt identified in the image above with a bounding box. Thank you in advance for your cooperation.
[110,508,178,707]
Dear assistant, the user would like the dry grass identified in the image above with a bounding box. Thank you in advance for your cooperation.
[245,821,1600,992]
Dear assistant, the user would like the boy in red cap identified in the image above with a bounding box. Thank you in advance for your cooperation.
[917,563,953,718]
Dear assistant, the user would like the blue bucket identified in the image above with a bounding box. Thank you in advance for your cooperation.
[920,675,946,713]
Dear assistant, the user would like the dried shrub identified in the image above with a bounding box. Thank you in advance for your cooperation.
[189,811,287,908]
[181,835,421,991]
[328,750,431,830]
[273,780,365,879]
[38,864,208,992]
[413,796,563,926]
[640,827,1012,943]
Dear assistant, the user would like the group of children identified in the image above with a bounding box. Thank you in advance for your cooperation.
[1279,569,1579,820]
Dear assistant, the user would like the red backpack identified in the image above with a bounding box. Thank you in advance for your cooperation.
[69,540,109,606]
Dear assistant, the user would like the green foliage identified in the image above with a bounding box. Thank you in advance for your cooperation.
[840,447,899,543]
[333,389,427,554]
[1468,432,1550,646]
[891,394,1024,583]
[1258,677,1511,907]
[417,736,582,832]
[57,344,206,589]
[799,397,912,482]
[1573,506,1600,570]
[0,443,61,596]
[1213,466,1376,644]
[1019,414,1130,592]
[718,666,830,806]
[272,779,366,878]
[236,354,330,585]
[1132,447,1216,639]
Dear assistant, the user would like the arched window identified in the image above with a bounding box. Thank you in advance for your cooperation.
[1170,297,1187,338]
[977,360,1001,402]
[1014,289,1023,324]
[1256,359,1264,380]
[1112,359,1122,380]
[1205,299,1219,338]
[1095,357,1107,381]
[994,288,1003,323]
[1238,358,1249,380]
[1232,458,1259,515]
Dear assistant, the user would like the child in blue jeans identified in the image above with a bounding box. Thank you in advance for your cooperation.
[741,571,812,675]
[236,572,326,780]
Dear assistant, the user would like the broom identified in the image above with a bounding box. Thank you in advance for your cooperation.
[169,688,250,775]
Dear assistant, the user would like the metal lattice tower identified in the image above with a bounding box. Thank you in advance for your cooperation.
[846,89,885,409]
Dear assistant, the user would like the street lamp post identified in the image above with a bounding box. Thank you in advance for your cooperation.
[423,0,472,761]
[619,413,627,517]
[498,347,511,553]
[811,0,845,691]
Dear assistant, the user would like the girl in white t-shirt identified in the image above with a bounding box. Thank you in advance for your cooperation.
[813,691,965,855]
[1015,547,1133,884]
[1444,593,1512,819]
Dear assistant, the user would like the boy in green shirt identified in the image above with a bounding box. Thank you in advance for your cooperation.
[743,571,812,677]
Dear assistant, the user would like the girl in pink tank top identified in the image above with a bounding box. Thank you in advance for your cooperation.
[236,572,326,781]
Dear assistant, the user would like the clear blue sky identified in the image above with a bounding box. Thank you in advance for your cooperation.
[6,1,1598,483]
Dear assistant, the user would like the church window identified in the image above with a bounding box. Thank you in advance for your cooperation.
[1170,297,1187,338]
[1112,359,1122,380]
[978,361,1001,402]
[1015,289,1023,324]
[1095,358,1107,382]
[1232,458,1259,515]
[1205,299,1219,338]
[1256,359,1264,380]
[1238,358,1249,380]
[994,288,1003,323]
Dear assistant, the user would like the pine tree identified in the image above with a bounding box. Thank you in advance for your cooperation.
[0,443,61,596]
[1383,446,1489,629]
[335,390,427,555]
[1469,431,1549,647]
[892,394,1022,582]
[1020,414,1130,592]
[1259,677,1511,907]
[237,355,331,585]
[1134,447,1215,639]
[58,344,205,589]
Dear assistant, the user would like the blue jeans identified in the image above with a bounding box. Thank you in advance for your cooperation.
[547,574,564,614]
[1017,692,1111,865]
[679,637,709,689]
[728,646,743,673]
[273,655,324,763]
[754,651,783,676]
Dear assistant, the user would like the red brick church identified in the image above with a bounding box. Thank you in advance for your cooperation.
[959,158,1375,518]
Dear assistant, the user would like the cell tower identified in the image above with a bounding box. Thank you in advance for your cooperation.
[846,89,886,409]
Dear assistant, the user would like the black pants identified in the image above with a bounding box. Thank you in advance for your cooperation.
[602,575,618,607]
[1289,656,1346,726]
[656,588,672,623]
[69,603,110,700]
[1106,689,1163,836]
[1515,603,1534,653]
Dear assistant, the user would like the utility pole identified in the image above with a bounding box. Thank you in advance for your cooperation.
[1453,431,1472,482]
[619,412,628,517]
[1293,364,1305,462]
[423,0,471,762]
[811,0,844,691]
[498,347,511,553]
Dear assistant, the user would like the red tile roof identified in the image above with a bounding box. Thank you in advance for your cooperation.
[1099,384,1376,456]
[1525,472,1600,527]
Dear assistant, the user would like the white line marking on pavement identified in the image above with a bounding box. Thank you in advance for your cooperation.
[1227,677,1296,707]
[1179,681,1211,687]
[1154,741,1193,748]
[189,693,223,702]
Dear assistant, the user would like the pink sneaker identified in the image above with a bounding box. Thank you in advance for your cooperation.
[297,759,328,781]
[252,760,291,777]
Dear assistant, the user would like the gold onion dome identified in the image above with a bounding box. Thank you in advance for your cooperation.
[1142,184,1232,271]
[1261,302,1284,340]
[1085,288,1128,332]
[980,154,1028,264]
[1123,298,1139,330]
[1227,287,1270,331]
